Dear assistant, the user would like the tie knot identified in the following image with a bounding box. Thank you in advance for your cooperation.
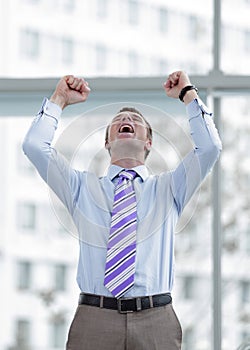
[119,170,137,181]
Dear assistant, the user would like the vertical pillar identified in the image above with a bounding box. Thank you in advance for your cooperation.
[212,96,222,350]
[212,0,222,348]
[213,0,221,72]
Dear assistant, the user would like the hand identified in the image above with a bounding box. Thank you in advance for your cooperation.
[50,75,91,109]
[163,71,194,101]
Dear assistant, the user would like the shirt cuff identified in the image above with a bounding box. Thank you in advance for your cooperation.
[186,97,212,118]
[36,97,62,121]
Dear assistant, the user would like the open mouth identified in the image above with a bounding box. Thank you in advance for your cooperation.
[118,124,134,133]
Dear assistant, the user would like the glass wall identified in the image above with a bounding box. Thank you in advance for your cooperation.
[221,0,250,74]
[221,95,250,349]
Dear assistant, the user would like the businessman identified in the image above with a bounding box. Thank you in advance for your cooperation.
[22,71,222,349]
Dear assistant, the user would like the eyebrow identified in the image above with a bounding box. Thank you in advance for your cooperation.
[111,113,145,122]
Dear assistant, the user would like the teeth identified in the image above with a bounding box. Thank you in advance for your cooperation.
[119,124,134,133]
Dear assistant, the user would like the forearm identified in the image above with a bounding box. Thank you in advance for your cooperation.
[183,90,199,105]
[187,98,222,156]
[22,98,62,180]
[22,98,81,214]
[171,98,222,213]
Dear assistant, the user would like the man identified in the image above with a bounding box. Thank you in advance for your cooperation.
[22,71,222,349]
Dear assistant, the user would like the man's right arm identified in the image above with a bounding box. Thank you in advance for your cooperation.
[22,76,91,214]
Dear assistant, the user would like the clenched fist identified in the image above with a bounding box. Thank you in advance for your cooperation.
[163,71,198,104]
[50,75,91,109]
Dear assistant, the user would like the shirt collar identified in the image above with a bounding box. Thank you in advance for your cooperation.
[107,164,149,182]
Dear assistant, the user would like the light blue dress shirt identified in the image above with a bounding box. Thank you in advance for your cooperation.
[22,97,222,297]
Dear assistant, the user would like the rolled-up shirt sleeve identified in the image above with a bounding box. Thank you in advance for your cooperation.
[22,98,82,215]
[171,98,222,215]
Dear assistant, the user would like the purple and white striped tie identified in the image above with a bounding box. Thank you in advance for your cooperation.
[104,170,137,298]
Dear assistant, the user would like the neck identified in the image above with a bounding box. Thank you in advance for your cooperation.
[111,158,144,168]
[108,139,146,168]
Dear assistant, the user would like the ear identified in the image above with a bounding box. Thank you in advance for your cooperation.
[105,139,110,150]
[105,139,112,157]
[145,138,152,152]
[105,140,112,155]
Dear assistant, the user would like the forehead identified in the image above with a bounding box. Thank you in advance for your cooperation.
[111,111,145,122]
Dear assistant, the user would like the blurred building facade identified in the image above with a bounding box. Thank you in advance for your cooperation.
[0,0,249,78]
[0,0,212,77]
[0,0,250,350]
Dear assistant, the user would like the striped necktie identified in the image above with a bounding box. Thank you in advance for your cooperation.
[104,170,137,298]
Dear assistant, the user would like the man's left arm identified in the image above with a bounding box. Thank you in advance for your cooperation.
[164,71,222,214]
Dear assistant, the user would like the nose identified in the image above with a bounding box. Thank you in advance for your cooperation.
[121,113,133,122]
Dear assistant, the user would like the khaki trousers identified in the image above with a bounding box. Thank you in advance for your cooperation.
[66,303,182,350]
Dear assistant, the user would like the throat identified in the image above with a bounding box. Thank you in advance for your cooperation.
[109,139,146,167]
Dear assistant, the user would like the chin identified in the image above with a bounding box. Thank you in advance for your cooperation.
[117,133,135,139]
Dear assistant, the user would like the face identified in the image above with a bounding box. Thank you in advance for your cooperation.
[105,111,152,157]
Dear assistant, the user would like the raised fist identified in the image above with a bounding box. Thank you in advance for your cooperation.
[163,71,191,99]
[50,75,91,109]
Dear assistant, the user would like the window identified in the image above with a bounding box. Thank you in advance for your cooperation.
[17,261,32,290]
[189,15,198,40]
[61,37,74,64]
[244,31,250,52]
[15,319,31,349]
[183,276,195,300]
[128,50,138,75]
[157,59,168,74]
[55,264,67,291]
[246,229,250,253]
[96,0,108,19]
[241,281,250,304]
[183,328,195,350]
[51,319,66,348]
[96,44,107,72]
[241,331,250,344]
[222,1,250,74]
[159,7,168,33]
[17,203,36,231]
[188,15,204,41]
[20,29,40,59]
[25,0,40,4]
[63,0,75,11]
[128,0,139,25]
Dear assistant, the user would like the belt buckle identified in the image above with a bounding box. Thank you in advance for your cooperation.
[117,297,142,314]
[117,297,134,314]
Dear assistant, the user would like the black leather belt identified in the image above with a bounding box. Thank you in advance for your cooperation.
[78,293,172,313]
